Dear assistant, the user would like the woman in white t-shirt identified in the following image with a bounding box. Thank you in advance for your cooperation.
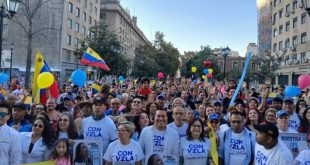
[180,118,212,165]
[104,121,144,165]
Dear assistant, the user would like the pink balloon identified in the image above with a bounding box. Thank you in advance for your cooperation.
[157,72,164,79]
[298,74,310,90]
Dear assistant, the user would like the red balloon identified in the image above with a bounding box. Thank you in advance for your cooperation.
[203,60,212,68]
[207,73,213,79]
[157,72,164,79]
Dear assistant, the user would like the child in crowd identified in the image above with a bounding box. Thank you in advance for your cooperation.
[51,139,71,165]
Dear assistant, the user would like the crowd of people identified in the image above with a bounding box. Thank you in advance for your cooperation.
[0,76,310,165]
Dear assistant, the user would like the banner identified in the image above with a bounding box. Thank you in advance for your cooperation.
[22,160,55,165]
[73,140,103,165]
[279,133,308,157]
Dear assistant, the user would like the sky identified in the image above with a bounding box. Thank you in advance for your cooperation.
[120,0,258,56]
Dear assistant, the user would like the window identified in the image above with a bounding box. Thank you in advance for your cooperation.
[273,43,277,52]
[233,62,238,69]
[75,22,79,32]
[252,63,256,70]
[3,24,8,30]
[293,1,297,10]
[279,25,283,34]
[89,3,92,13]
[286,4,290,13]
[273,28,278,37]
[76,8,80,17]
[279,41,283,50]
[292,35,297,46]
[279,9,283,19]
[68,2,73,13]
[301,13,307,24]
[292,54,297,62]
[68,19,72,29]
[66,35,71,45]
[285,38,290,48]
[285,21,290,31]
[89,16,92,24]
[301,52,306,62]
[82,26,86,36]
[77,0,80,2]
[293,17,298,28]
[94,7,97,15]
[273,13,277,24]
[83,0,87,8]
[301,32,307,44]
[274,0,278,7]
[74,38,79,47]
[87,29,91,37]
[94,20,97,25]
[82,12,86,22]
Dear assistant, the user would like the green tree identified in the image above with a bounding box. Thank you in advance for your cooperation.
[74,23,129,76]
[180,46,222,80]
[131,31,180,78]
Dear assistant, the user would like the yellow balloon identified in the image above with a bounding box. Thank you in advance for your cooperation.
[134,79,137,85]
[37,72,54,89]
[119,80,123,84]
[202,75,206,79]
[151,80,156,85]
[208,68,213,74]
[191,67,197,73]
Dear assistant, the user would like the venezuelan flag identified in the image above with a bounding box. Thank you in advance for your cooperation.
[80,47,110,71]
[32,50,59,104]
[207,122,219,165]
[92,83,102,94]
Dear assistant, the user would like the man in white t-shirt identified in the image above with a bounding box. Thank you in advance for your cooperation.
[276,110,298,133]
[282,97,300,131]
[167,106,188,139]
[218,111,255,165]
[254,121,294,165]
[139,109,179,164]
[82,97,117,157]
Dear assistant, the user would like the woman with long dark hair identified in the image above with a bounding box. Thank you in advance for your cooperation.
[74,142,92,165]
[55,112,77,140]
[20,117,55,163]
[299,106,310,133]
[134,111,150,139]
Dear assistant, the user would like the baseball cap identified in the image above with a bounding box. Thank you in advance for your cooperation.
[283,97,294,103]
[254,122,279,138]
[276,110,288,117]
[209,113,220,120]
[64,96,73,101]
[272,97,283,103]
[92,96,106,105]
[157,94,165,100]
[13,103,26,110]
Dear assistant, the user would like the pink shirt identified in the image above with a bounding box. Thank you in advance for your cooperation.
[55,157,71,165]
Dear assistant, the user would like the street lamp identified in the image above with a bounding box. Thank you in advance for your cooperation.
[302,0,310,16]
[112,46,120,75]
[0,0,21,68]
[221,46,231,81]
[9,42,13,83]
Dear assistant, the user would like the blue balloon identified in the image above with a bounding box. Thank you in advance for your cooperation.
[193,79,197,84]
[71,70,86,87]
[204,69,209,75]
[118,76,124,81]
[0,73,9,83]
[285,86,301,97]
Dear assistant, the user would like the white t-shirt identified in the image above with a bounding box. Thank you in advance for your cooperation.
[295,149,310,165]
[288,112,300,131]
[139,126,179,164]
[82,116,117,155]
[104,139,144,165]
[278,127,298,133]
[180,137,210,165]
[255,141,294,165]
[167,122,188,139]
[229,131,247,165]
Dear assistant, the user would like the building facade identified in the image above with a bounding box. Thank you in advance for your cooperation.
[99,0,148,71]
[271,0,310,86]
[3,0,99,83]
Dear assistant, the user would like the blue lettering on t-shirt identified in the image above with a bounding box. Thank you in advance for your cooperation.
[230,139,246,153]
[305,161,310,165]
[115,151,134,162]
[187,144,206,154]
[86,127,102,137]
[289,120,298,130]
[153,135,164,146]
[256,151,268,165]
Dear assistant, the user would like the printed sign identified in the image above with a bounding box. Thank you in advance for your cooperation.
[73,140,103,165]
[279,133,307,157]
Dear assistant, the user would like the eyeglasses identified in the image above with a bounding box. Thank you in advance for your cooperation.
[133,101,141,104]
[116,129,129,132]
[35,107,44,110]
[112,103,120,105]
[231,120,242,124]
[0,112,8,118]
[33,124,43,128]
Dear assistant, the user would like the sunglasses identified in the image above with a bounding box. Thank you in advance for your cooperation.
[0,112,8,118]
[59,118,69,122]
[231,120,242,124]
[33,123,43,128]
